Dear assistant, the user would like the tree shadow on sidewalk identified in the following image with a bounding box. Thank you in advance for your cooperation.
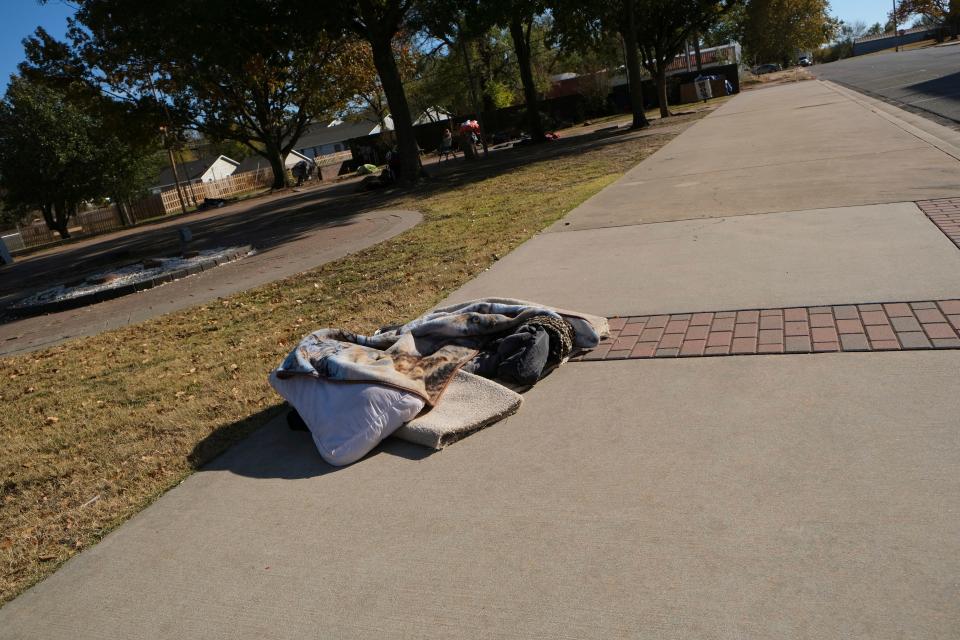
[190,404,433,480]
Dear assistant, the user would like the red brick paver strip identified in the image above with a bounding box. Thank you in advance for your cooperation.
[917,199,960,249]
[572,299,960,361]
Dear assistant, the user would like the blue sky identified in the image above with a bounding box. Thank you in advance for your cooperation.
[1,0,74,90]
[0,0,894,92]
[830,0,891,28]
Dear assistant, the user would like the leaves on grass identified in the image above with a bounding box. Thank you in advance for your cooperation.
[0,111,710,605]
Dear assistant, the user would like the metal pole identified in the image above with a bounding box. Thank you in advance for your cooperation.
[162,127,189,215]
[149,72,189,214]
[893,0,899,51]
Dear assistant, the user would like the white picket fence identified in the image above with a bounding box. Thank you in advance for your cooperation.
[160,168,274,214]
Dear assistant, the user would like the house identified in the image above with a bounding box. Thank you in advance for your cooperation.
[546,42,742,100]
[152,155,240,193]
[413,107,452,125]
[294,119,391,159]
[293,109,451,160]
[236,150,315,174]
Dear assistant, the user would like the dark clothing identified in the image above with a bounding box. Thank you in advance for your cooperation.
[464,325,551,385]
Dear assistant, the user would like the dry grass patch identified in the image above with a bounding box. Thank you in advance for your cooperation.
[741,67,814,89]
[0,108,712,604]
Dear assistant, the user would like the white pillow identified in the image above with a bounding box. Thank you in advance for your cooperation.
[268,372,425,466]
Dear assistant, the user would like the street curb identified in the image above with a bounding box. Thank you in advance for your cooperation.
[820,80,960,161]
[5,245,253,318]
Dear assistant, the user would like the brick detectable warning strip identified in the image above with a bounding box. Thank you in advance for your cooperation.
[571,300,960,361]
[917,198,960,249]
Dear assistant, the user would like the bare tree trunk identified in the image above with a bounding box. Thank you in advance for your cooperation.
[459,37,489,157]
[263,143,288,189]
[46,202,71,239]
[620,1,650,130]
[694,37,703,71]
[655,66,670,118]
[115,200,133,226]
[369,33,421,184]
[509,14,545,143]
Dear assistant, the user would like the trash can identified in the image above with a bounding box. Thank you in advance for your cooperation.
[694,76,713,102]
[0,237,13,265]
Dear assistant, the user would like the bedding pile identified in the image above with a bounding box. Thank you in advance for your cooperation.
[269,298,608,466]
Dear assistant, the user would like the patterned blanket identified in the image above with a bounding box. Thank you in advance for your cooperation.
[275,299,607,405]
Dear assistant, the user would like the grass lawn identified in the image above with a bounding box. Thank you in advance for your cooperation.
[0,106,716,604]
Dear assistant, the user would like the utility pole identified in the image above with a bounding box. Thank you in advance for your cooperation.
[147,73,189,214]
[160,125,189,215]
[893,0,899,51]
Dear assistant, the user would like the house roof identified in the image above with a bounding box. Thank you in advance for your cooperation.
[154,155,238,188]
[294,120,382,151]
[236,150,314,174]
[237,156,272,173]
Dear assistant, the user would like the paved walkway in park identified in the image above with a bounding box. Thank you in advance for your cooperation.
[4,80,960,639]
[0,110,682,358]
[0,209,418,356]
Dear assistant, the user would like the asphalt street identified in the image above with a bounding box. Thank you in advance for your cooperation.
[812,43,960,125]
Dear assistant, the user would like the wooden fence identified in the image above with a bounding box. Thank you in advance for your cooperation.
[10,166,279,251]
[126,194,167,224]
[315,150,353,168]
[19,221,58,248]
[160,167,274,214]
[76,206,123,235]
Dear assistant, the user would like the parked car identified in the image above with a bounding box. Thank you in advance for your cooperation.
[752,63,782,75]
[798,56,812,67]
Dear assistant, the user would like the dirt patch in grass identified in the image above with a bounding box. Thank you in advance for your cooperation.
[0,107,713,604]
[742,67,814,90]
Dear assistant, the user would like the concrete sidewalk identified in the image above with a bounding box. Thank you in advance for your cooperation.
[3,80,960,639]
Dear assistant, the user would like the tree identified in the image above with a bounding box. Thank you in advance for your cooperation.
[68,0,367,189]
[346,38,418,137]
[816,19,868,61]
[323,0,424,183]
[413,0,494,154]
[892,0,960,36]
[0,79,142,238]
[743,0,836,66]
[551,0,651,129]
[703,2,747,45]
[891,0,949,26]
[19,27,166,224]
[634,0,730,118]
[494,0,549,142]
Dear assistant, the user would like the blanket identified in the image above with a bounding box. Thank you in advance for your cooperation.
[275,299,607,406]
[393,369,523,449]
